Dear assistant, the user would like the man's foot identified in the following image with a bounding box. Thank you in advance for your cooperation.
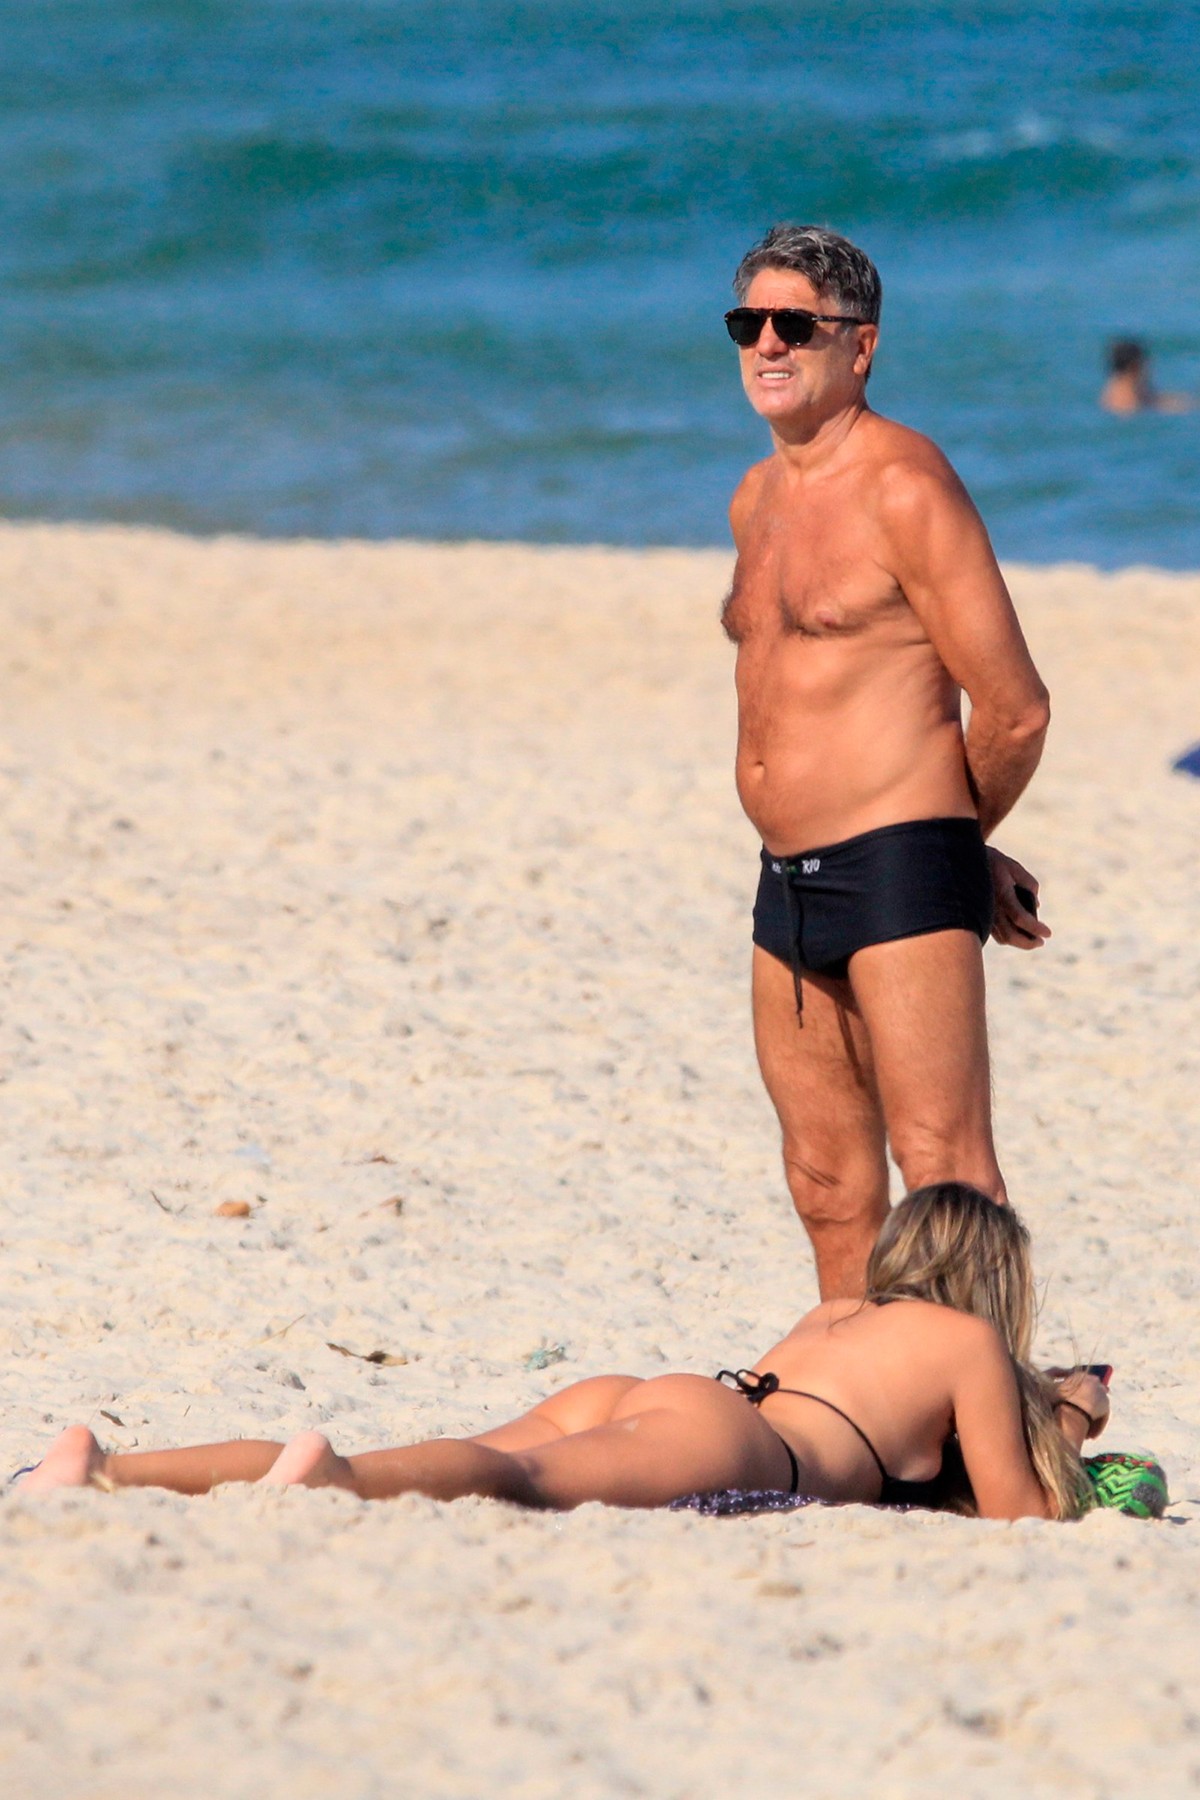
[21,1426,110,1493]
[261,1430,357,1491]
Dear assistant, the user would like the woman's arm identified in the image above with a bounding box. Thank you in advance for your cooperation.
[1048,1370,1110,1453]
[950,1319,1054,1520]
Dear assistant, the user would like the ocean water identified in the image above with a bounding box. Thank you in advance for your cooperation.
[0,1,1198,565]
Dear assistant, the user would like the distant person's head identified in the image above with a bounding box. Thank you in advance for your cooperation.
[866,1182,1085,1521]
[728,224,881,418]
[1101,337,1159,413]
[1107,338,1147,377]
[1101,337,1192,414]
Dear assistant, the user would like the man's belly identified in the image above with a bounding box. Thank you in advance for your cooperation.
[735,715,976,853]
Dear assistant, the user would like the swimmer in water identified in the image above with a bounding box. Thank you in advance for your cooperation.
[1100,339,1193,414]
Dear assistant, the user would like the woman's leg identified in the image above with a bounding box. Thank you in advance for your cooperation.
[25,1374,795,1510]
[22,1425,286,1495]
[266,1431,543,1501]
[269,1374,795,1508]
[20,1378,642,1497]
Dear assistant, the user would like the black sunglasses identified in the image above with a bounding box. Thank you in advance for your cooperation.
[724,307,865,348]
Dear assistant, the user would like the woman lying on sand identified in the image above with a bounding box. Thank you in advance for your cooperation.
[26,1184,1108,1519]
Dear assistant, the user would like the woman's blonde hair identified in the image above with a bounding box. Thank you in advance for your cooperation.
[865,1183,1087,1520]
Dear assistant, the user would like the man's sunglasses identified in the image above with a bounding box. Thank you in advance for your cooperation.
[724,307,865,348]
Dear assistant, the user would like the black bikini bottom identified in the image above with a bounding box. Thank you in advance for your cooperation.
[715,1368,801,1494]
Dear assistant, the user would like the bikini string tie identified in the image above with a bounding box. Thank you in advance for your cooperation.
[716,1369,780,1405]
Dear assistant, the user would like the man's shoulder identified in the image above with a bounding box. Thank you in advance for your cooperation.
[729,455,773,538]
[854,413,975,528]
[855,411,959,488]
[732,454,773,501]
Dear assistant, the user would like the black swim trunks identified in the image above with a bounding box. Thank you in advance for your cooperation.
[752,816,994,1013]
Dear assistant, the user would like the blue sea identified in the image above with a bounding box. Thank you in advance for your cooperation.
[1,1,1198,564]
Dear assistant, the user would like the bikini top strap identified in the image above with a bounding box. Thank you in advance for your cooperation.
[772,1387,891,1487]
[716,1370,893,1488]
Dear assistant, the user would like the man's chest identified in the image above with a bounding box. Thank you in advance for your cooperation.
[722,523,906,645]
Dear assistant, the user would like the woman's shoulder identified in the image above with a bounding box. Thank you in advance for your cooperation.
[788,1298,1007,1356]
[874,1298,1008,1354]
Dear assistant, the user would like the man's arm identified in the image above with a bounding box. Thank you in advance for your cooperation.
[878,456,1050,839]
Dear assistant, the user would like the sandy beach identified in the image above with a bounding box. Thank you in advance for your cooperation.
[0,522,1197,1798]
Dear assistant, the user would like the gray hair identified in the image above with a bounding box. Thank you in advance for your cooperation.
[733,224,882,325]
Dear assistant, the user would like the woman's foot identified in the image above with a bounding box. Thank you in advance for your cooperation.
[261,1430,357,1492]
[21,1426,110,1492]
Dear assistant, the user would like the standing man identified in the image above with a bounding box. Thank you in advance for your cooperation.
[723,224,1051,1298]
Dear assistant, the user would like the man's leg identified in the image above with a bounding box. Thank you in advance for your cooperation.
[752,946,890,1299]
[847,929,1006,1202]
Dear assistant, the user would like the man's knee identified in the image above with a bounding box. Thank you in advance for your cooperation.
[889,1115,1004,1200]
[781,1142,886,1232]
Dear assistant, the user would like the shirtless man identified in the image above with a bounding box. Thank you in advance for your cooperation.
[723,224,1051,1299]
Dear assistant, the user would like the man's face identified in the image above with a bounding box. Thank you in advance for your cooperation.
[736,267,877,425]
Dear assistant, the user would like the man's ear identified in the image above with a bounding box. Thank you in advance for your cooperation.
[854,324,879,380]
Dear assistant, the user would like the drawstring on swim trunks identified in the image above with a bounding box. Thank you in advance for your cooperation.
[776,859,806,1024]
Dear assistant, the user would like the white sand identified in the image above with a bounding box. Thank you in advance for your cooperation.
[0,523,1196,1797]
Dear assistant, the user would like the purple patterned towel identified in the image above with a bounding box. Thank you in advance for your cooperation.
[668,1489,831,1516]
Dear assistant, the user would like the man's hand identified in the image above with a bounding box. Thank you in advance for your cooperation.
[987,847,1051,949]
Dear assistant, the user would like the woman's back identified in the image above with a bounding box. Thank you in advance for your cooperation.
[744,1298,1007,1505]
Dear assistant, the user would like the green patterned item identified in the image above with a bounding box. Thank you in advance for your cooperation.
[1082,1452,1169,1519]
